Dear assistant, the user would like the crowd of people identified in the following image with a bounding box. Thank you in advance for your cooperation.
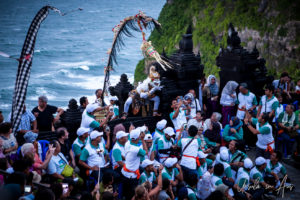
[0,72,299,200]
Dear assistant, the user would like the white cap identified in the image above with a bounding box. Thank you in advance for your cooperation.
[255,157,266,166]
[164,127,175,136]
[109,96,118,101]
[220,149,229,162]
[138,125,147,133]
[220,146,228,152]
[77,127,90,136]
[244,158,253,169]
[90,130,103,140]
[156,119,167,130]
[198,151,208,159]
[141,159,154,168]
[130,129,140,140]
[116,131,129,140]
[164,157,178,168]
[144,134,153,141]
[86,103,100,113]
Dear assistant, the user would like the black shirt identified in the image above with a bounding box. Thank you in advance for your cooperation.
[32,105,57,132]
[59,139,71,161]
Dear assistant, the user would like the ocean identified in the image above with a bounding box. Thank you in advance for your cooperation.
[0,0,165,118]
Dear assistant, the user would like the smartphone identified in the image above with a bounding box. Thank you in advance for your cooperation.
[62,183,68,194]
[24,185,31,193]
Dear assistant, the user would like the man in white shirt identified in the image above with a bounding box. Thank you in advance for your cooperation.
[189,89,202,117]
[170,98,188,137]
[177,125,202,178]
[244,113,275,159]
[236,83,258,120]
[256,85,279,120]
[121,128,147,200]
[79,130,108,180]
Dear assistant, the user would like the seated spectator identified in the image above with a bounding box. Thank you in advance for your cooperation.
[250,157,278,191]
[79,130,109,180]
[158,178,174,200]
[204,121,221,148]
[144,133,156,162]
[7,105,37,145]
[234,158,263,200]
[197,171,212,199]
[273,72,291,102]
[203,112,222,132]
[21,142,54,175]
[1,172,27,200]
[57,127,75,167]
[223,117,243,143]
[0,122,18,161]
[139,159,156,185]
[60,99,82,143]
[210,163,225,190]
[214,148,234,182]
[72,127,89,159]
[97,172,115,198]
[267,151,287,179]
[184,173,198,200]
[187,111,206,131]
[197,151,213,177]
[227,140,247,178]
[32,95,64,132]
[220,81,238,127]
[47,140,82,185]
[23,131,42,161]
[112,123,126,144]
[35,188,55,200]
[161,157,183,187]
[278,104,299,158]
[79,96,89,113]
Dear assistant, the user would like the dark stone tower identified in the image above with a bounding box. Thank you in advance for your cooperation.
[216,23,273,97]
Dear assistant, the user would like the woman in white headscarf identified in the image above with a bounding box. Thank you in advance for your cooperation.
[220,81,239,127]
[203,75,219,118]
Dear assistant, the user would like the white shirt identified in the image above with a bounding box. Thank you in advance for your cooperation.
[236,92,256,120]
[180,137,201,170]
[170,108,187,131]
[187,119,206,130]
[220,93,237,106]
[121,141,144,178]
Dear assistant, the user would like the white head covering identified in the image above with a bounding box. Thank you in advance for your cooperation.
[222,81,239,95]
[205,75,218,87]
[164,157,178,168]
[109,96,118,101]
[255,157,266,166]
[90,130,103,140]
[244,158,253,169]
[220,149,229,162]
[164,127,175,136]
[77,127,90,136]
[138,125,147,133]
[144,134,153,141]
[130,129,140,140]
[198,151,208,159]
[141,159,154,168]
[156,119,167,130]
[184,93,194,100]
[86,103,100,113]
[116,131,129,140]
